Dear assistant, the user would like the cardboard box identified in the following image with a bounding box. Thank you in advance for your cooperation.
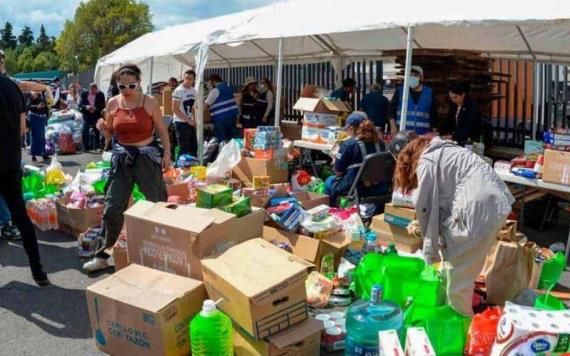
[162,87,173,116]
[371,214,423,253]
[56,197,104,237]
[113,245,129,271]
[124,201,266,280]
[293,98,350,144]
[86,264,206,356]
[292,191,330,210]
[234,318,323,356]
[233,157,289,186]
[166,182,190,203]
[201,239,310,340]
[384,203,416,229]
[543,149,570,185]
[263,225,350,271]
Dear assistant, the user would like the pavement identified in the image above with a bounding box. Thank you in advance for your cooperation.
[0,151,569,356]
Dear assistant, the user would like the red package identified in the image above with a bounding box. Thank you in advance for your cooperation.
[465,307,502,356]
[329,207,358,220]
[58,132,76,154]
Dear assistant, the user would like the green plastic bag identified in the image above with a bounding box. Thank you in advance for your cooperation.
[404,304,471,355]
[132,184,146,202]
[538,252,567,289]
[92,179,108,195]
[22,172,45,194]
[383,265,445,308]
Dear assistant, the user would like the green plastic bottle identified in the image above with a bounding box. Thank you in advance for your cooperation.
[190,300,233,356]
[384,243,398,255]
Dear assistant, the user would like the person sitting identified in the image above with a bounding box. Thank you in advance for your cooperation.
[331,78,356,109]
[238,77,260,129]
[360,82,390,132]
[325,111,387,207]
[442,82,481,146]
[204,74,239,142]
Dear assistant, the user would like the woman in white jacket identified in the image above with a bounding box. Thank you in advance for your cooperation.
[394,136,514,316]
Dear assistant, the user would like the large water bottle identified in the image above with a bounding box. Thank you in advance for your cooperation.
[345,285,403,356]
[190,300,233,356]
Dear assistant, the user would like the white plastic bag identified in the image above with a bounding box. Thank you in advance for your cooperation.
[206,139,241,179]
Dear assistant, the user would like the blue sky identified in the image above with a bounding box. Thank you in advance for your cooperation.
[0,0,279,37]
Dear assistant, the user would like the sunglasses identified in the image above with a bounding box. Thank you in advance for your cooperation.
[117,83,137,90]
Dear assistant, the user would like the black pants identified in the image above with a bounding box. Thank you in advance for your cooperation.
[0,170,42,269]
[174,122,198,157]
[82,116,101,150]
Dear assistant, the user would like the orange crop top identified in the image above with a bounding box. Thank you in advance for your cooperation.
[112,97,154,144]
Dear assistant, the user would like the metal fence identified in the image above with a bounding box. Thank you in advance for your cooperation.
[63,68,96,89]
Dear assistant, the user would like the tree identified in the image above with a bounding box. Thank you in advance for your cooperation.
[56,0,153,71]
[36,24,52,53]
[0,22,17,49]
[3,48,20,73]
[17,47,34,73]
[32,51,60,71]
[18,26,34,47]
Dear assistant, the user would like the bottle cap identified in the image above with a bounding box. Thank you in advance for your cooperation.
[202,299,216,313]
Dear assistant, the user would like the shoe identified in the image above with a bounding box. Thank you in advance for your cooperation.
[32,156,37,162]
[83,257,109,272]
[42,155,50,160]
[1,221,21,241]
[31,268,50,287]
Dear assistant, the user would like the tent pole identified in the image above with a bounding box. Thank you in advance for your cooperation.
[400,25,414,131]
[533,61,539,140]
[148,57,154,94]
[274,38,284,127]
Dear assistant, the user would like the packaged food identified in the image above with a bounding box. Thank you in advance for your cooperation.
[405,327,435,356]
[305,272,333,308]
[379,330,404,356]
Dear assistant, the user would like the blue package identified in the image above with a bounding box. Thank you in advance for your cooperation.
[269,196,299,207]
[278,205,305,231]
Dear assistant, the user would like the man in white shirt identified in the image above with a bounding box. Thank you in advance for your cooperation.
[172,70,198,156]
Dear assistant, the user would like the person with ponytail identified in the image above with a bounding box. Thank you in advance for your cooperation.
[83,63,172,272]
[394,135,514,316]
[324,111,387,207]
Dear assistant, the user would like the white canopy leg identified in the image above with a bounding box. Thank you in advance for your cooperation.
[400,25,414,132]
[274,38,284,127]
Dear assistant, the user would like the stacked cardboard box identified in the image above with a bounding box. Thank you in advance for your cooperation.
[293,97,350,144]
[201,239,312,341]
[371,204,422,253]
[543,149,570,185]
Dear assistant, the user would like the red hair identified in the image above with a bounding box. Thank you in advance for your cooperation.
[394,137,432,195]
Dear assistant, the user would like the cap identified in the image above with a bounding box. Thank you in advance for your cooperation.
[202,300,216,313]
[243,76,257,87]
[388,130,418,156]
[411,65,423,77]
[343,111,367,129]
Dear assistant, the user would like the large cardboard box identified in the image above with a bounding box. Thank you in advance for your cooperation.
[86,264,206,356]
[371,214,423,253]
[234,318,323,356]
[263,225,350,271]
[201,239,310,340]
[543,149,570,185]
[384,203,416,229]
[112,245,129,271]
[292,191,329,210]
[162,87,173,116]
[233,157,289,186]
[124,201,266,280]
[293,98,350,144]
[165,182,190,203]
[56,197,104,237]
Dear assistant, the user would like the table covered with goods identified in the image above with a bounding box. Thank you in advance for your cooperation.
[25,96,570,355]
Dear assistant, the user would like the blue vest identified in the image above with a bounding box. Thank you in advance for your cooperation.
[210,83,238,122]
[396,86,433,135]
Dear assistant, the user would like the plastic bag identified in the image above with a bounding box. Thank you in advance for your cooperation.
[305,271,334,308]
[392,189,415,208]
[538,252,567,289]
[465,307,502,356]
[45,156,66,186]
[206,139,241,179]
[67,191,87,209]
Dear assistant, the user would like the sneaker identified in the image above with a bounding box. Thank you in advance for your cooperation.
[32,156,37,162]
[83,257,109,273]
[1,222,21,241]
[31,267,50,287]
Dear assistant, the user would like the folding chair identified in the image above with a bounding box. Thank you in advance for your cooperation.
[346,151,395,223]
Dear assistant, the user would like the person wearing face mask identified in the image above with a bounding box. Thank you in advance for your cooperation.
[238,77,260,129]
[80,83,106,151]
[84,64,171,272]
[442,82,481,146]
[255,77,275,124]
[205,74,239,142]
[172,70,198,156]
[388,65,438,135]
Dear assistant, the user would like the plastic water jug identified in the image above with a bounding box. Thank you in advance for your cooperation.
[190,300,233,356]
[345,285,403,356]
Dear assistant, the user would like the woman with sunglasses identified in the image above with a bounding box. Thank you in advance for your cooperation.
[83,64,172,272]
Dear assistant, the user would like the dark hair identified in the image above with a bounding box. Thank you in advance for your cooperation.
[261,77,273,91]
[357,119,380,143]
[117,64,142,81]
[449,82,470,96]
[343,78,356,88]
[209,74,222,83]
[168,77,178,83]
[184,70,196,77]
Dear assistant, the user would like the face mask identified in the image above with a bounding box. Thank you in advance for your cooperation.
[259,84,267,92]
[408,76,420,89]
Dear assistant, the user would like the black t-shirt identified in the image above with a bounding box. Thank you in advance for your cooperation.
[0,75,25,172]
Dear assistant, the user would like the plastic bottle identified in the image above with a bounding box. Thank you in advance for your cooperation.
[362,231,379,254]
[384,243,398,255]
[190,300,233,356]
[345,285,403,356]
[321,253,336,280]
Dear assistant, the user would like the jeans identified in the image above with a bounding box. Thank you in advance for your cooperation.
[96,154,167,259]
[174,122,198,157]
[82,117,101,150]
[0,170,43,269]
[0,194,11,224]
[213,119,237,142]
[29,112,46,156]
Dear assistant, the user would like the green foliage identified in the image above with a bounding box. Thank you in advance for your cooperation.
[32,51,60,72]
[3,48,19,73]
[36,25,53,53]
[17,47,34,73]
[56,0,153,72]
[0,22,17,49]
[18,26,34,47]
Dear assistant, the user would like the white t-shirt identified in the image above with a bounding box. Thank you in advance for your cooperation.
[65,93,81,110]
[172,84,197,123]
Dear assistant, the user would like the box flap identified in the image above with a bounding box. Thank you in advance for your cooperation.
[86,264,203,313]
[268,318,324,349]
[124,201,237,233]
[201,238,309,298]
[322,231,352,250]
[293,97,320,112]
[321,99,350,112]
[263,225,321,262]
